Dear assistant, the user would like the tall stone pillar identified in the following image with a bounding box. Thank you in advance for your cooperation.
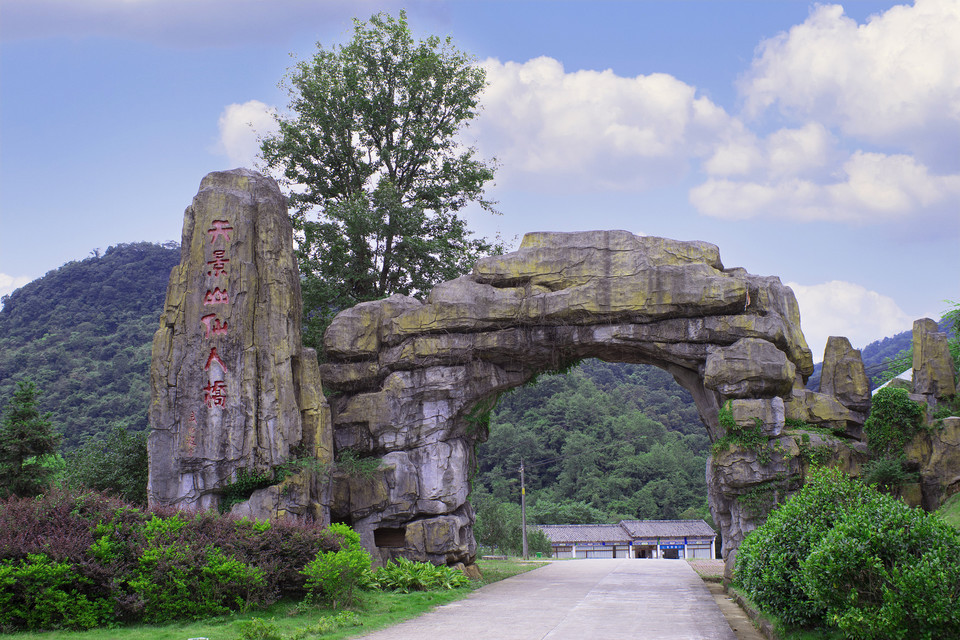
[148,169,331,521]
[913,318,957,399]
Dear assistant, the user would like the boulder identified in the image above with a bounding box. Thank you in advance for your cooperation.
[913,318,957,398]
[904,416,960,509]
[820,336,871,413]
[703,338,796,398]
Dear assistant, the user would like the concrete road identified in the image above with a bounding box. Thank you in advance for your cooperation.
[357,559,738,640]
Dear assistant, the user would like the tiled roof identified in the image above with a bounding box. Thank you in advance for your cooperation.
[536,523,632,544]
[619,519,716,538]
[536,520,715,544]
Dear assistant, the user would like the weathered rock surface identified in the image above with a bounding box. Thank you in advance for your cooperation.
[905,416,960,510]
[820,336,871,414]
[708,430,870,578]
[319,230,840,566]
[148,169,332,520]
[913,318,957,398]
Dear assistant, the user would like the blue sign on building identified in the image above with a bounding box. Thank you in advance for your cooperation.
[660,544,685,550]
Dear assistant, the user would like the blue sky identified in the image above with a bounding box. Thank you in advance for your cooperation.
[1,0,958,359]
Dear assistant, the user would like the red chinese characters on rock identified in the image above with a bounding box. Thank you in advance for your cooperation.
[198,218,233,412]
[204,347,226,373]
[203,380,227,408]
[207,220,233,244]
[207,249,229,277]
[200,313,228,338]
[203,288,229,306]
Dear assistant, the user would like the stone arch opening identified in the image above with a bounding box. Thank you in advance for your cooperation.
[319,231,869,572]
[472,358,712,530]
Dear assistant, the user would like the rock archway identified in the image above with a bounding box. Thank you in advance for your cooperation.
[319,230,869,572]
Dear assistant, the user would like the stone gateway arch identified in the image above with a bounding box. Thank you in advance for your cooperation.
[319,229,870,571]
[149,171,873,576]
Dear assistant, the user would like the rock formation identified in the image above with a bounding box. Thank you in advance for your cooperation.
[820,336,871,414]
[149,173,959,580]
[905,417,960,510]
[148,169,332,521]
[913,318,957,399]
[318,230,867,570]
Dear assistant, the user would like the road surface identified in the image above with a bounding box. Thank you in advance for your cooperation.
[358,559,738,640]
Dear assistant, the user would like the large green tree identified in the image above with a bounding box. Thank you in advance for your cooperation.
[0,380,60,498]
[261,11,500,349]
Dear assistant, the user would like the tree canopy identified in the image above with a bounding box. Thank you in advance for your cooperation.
[260,11,500,349]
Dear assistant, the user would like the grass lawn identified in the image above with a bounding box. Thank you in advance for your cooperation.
[938,491,960,530]
[3,558,544,640]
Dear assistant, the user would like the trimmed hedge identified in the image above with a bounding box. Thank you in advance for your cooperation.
[0,488,339,631]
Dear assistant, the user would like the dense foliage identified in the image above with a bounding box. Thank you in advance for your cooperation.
[62,426,148,505]
[0,380,60,498]
[372,557,471,593]
[735,467,960,638]
[473,359,711,537]
[0,488,340,631]
[301,522,372,609]
[472,497,553,556]
[863,387,926,458]
[260,11,500,350]
[0,242,179,449]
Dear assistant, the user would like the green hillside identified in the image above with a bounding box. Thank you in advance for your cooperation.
[474,359,711,525]
[0,242,179,448]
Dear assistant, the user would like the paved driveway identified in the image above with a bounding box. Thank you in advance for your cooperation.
[358,559,737,640]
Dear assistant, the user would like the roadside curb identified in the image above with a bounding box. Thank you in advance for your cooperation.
[724,583,778,640]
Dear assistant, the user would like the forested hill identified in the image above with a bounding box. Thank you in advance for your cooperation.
[474,359,711,525]
[0,242,179,448]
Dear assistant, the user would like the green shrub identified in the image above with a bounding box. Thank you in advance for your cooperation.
[861,455,918,492]
[234,616,284,640]
[801,492,960,639]
[301,523,372,608]
[0,553,112,631]
[863,387,925,458]
[0,488,340,630]
[734,466,872,628]
[129,542,266,622]
[372,556,471,593]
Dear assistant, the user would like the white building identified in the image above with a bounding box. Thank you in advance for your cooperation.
[537,519,716,559]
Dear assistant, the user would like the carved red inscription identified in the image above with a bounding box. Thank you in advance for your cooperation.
[207,220,233,244]
[207,249,229,277]
[203,288,229,306]
[200,314,228,338]
[204,347,226,373]
[203,380,227,408]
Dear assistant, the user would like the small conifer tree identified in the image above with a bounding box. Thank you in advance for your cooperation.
[0,380,60,498]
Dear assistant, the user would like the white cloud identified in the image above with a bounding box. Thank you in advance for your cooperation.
[472,57,736,190]
[739,0,960,170]
[214,100,279,169]
[702,122,837,180]
[690,150,960,223]
[787,280,914,360]
[0,273,31,300]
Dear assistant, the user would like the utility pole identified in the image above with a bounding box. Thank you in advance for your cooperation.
[520,457,528,560]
